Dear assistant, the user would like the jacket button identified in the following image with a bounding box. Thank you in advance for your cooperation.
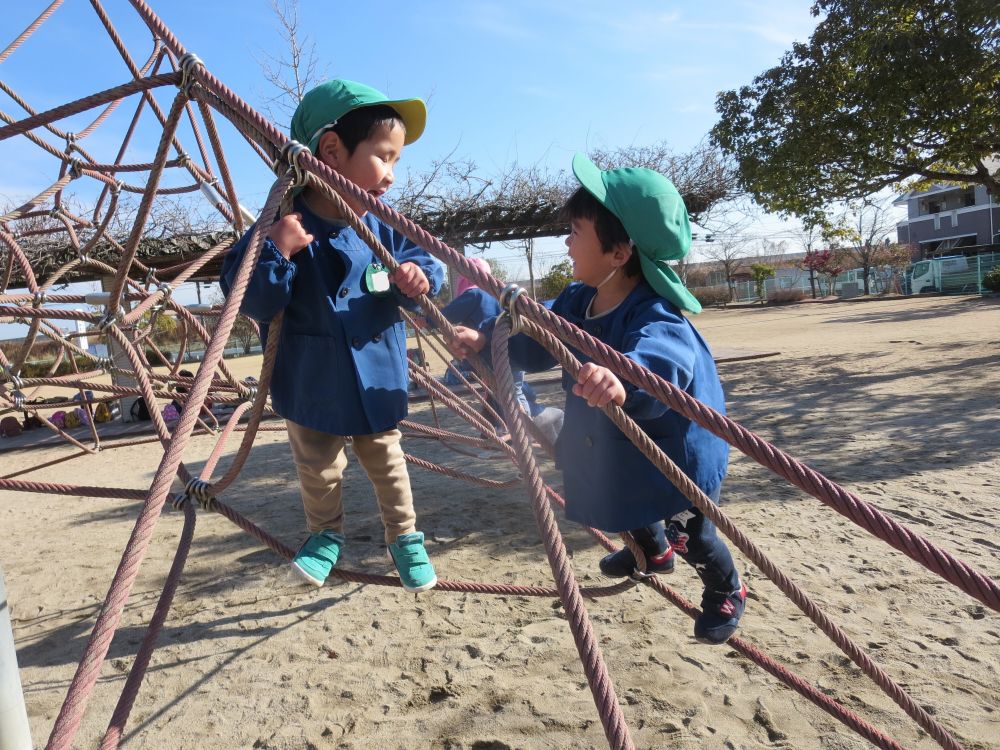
[594,325,603,335]
[352,337,361,347]
[371,333,382,343]
[338,287,349,298]
[585,436,594,448]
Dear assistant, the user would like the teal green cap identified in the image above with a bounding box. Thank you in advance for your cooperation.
[571,153,701,314]
[290,79,426,154]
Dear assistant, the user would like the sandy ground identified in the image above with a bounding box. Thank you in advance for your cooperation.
[1,294,998,750]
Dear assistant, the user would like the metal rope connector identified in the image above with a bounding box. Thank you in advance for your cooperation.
[97,307,123,332]
[277,140,309,187]
[32,291,47,307]
[156,281,174,303]
[178,477,216,511]
[6,366,24,391]
[499,283,529,333]
[177,52,204,96]
[238,376,259,403]
[11,390,26,409]
[66,157,84,179]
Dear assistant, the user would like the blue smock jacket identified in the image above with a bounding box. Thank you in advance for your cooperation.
[441,288,501,327]
[488,281,729,531]
[220,198,444,435]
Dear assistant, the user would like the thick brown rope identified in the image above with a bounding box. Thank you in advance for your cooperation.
[507,313,964,750]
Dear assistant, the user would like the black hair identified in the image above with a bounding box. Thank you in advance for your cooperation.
[329,104,405,154]
[561,187,641,277]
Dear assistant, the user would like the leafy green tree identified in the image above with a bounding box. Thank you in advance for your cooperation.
[712,0,1000,216]
[229,315,260,355]
[139,309,179,342]
[537,260,574,300]
[750,263,775,303]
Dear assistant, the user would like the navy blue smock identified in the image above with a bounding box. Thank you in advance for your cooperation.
[220,198,444,436]
[488,280,729,531]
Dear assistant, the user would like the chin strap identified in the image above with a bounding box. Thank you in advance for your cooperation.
[594,266,619,290]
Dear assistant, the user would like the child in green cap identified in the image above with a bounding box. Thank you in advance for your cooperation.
[450,154,746,643]
[221,80,444,593]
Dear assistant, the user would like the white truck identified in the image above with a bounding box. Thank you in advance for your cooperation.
[906,255,971,294]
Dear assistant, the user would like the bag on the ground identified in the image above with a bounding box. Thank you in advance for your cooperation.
[130,397,151,421]
[0,416,22,437]
[93,402,113,423]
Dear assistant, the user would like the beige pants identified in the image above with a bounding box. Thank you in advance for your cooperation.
[285,420,417,543]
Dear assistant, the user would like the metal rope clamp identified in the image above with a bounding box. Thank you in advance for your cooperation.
[277,140,309,189]
[96,306,124,332]
[174,477,216,511]
[177,52,204,97]
[66,157,84,179]
[5,369,24,391]
[155,280,174,306]
[499,283,528,333]
[177,152,195,176]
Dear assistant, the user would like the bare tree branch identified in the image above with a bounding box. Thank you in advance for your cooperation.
[253,0,328,123]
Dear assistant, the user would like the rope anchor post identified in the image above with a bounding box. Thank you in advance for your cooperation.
[0,563,33,750]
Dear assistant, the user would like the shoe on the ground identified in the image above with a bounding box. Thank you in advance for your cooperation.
[291,530,344,587]
[388,531,438,593]
[599,545,675,578]
[694,580,747,644]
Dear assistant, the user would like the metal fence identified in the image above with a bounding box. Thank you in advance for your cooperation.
[690,252,1000,304]
[925,251,1000,295]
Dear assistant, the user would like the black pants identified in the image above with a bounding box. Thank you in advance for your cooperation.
[635,486,740,593]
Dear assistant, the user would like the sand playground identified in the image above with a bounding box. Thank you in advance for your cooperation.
[1,294,998,749]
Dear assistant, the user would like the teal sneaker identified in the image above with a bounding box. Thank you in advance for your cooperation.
[291,530,345,587]
[388,531,437,593]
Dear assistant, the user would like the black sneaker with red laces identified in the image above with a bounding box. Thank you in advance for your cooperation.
[599,545,676,579]
[694,580,747,644]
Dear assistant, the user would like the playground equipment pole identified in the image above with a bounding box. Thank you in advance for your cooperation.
[0,564,32,750]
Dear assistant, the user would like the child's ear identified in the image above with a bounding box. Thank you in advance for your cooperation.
[613,241,634,267]
[316,130,345,167]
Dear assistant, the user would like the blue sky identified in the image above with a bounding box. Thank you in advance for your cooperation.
[1,0,823,337]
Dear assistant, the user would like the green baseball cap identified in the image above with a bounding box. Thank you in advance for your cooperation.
[571,153,701,314]
[290,79,427,154]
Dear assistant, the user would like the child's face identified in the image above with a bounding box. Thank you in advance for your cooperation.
[565,217,616,286]
[318,122,405,215]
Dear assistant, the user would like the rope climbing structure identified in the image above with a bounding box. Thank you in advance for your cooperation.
[1,3,996,749]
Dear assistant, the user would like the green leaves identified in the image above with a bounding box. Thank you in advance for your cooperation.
[711,0,1000,216]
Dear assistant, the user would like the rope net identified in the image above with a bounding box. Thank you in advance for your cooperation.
[0,3,995,750]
